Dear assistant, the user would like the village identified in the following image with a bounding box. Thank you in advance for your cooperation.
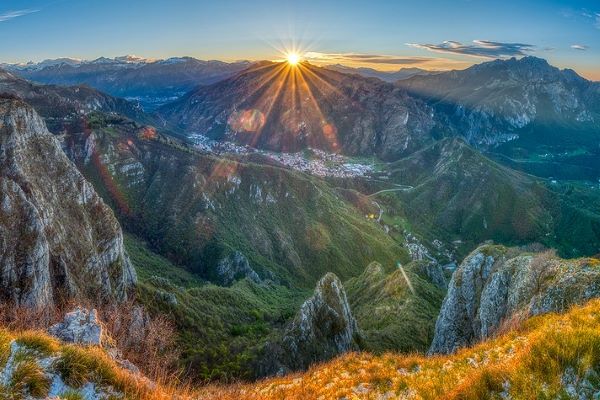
[187,133,375,178]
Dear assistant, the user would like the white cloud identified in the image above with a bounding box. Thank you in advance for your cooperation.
[304,52,435,65]
[571,44,589,51]
[406,40,535,59]
[0,9,39,22]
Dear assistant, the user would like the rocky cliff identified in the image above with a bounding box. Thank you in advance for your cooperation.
[0,98,136,307]
[429,244,600,354]
[398,56,599,147]
[260,273,360,376]
[0,67,148,134]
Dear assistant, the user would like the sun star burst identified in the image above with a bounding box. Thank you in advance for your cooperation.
[286,52,300,65]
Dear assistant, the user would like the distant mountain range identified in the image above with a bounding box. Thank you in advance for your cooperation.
[398,56,600,179]
[2,56,251,110]
[324,64,439,82]
[155,57,600,180]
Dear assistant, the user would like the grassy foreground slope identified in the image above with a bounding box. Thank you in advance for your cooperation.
[200,298,600,399]
[3,297,600,399]
[0,329,184,400]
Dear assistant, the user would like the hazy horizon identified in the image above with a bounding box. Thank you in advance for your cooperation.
[1,0,599,80]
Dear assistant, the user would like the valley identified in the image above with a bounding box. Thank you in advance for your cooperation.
[0,38,599,399]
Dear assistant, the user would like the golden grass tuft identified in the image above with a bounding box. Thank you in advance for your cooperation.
[16,330,60,356]
[10,358,51,399]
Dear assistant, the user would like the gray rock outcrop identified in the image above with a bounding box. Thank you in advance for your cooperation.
[429,245,600,354]
[215,251,261,286]
[259,272,360,376]
[0,98,136,307]
[49,307,103,345]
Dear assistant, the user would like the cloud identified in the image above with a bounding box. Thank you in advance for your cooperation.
[574,9,600,29]
[304,52,435,65]
[571,44,589,51]
[406,40,535,59]
[0,9,39,22]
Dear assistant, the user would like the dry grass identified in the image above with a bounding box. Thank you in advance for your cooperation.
[101,300,179,382]
[2,299,600,399]
[0,328,193,400]
[196,298,600,399]
[0,300,179,383]
[9,357,51,398]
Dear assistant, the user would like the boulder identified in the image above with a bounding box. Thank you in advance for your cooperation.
[49,307,103,346]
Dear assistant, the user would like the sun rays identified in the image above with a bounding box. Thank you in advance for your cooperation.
[224,56,352,153]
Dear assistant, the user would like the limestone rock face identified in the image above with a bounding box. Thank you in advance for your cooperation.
[259,273,360,376]
[0,98,136,307]
[429,245,600,354]
[215,251,261,286]
[49,307,103,345]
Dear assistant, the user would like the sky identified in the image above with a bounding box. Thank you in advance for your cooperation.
[0,0,599,80]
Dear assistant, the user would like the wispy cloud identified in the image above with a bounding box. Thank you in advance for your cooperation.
[0,9,39,22]
[571,44,589,51]
[304,52,435,65]
[406,40,535,59]
[582,9,600,28]
[565,8,600,29]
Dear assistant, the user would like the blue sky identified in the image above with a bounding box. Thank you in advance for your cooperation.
[1,0,599,79]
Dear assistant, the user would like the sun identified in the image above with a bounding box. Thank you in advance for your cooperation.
[286,53,301,66]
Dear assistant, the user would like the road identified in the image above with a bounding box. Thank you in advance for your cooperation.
[367,185,413,197]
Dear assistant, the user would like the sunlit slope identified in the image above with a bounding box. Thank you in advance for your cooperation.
[380,138,600,258]
[345,261,445,354]
[5,297,600,399]
[68,114,409,288]
[199,298,600,399]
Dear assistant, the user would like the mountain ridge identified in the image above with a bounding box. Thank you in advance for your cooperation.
[0,97,136,307]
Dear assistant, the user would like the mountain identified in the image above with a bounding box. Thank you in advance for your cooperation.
[61,107,600,380]
[158,61,439,159]
[256,273,360,376]
[380,138,600,258]
[397,56,600,180]
[429,244,600,354]
[325,64,438,82]
[0,97,136,307]
[1,57,83,70]
[157,57,600,181]
[0,67,150,133]
[6,57,251,110]
[58,110,436,380]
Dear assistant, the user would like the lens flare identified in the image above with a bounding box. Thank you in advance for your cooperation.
[286,53,300,65]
